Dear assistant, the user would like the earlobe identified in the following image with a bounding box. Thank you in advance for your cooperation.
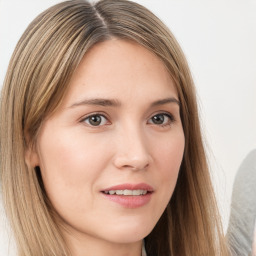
[25,145,40,168]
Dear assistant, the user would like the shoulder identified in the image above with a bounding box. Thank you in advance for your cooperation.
[232,149,256,206]
[227,149,256,255]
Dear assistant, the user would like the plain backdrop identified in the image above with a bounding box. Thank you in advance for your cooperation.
[1,0,256,255]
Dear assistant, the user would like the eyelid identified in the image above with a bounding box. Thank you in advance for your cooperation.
[78,111,176,127]
[147,111,176,126]
[79,112,111,126]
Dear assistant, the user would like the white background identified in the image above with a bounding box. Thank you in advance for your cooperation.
[1,0,256,255]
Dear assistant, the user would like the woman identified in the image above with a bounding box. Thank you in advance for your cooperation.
[0,0,229,255]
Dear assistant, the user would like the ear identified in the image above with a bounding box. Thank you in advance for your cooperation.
[25,144,40,168]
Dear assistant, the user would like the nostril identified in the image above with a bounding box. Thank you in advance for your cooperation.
[117,161,149,171]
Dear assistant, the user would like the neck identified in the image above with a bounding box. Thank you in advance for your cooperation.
[62,227,143,256]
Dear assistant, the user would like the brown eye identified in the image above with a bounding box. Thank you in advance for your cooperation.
[152,114,165,124]
[84,114,108,126]
[149,113,174,126]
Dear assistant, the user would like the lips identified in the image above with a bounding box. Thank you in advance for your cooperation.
[101,183,153,208]
[103,189,148,195]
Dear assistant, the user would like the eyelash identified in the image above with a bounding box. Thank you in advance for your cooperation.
[80,113,110,127]
[147,113,175,127]
[80,112,175,128]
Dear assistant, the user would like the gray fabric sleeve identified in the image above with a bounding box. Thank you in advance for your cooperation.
[226,150,256,256]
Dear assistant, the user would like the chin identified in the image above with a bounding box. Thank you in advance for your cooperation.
[100,220,154,244]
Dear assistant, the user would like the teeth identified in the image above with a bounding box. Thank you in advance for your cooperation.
[116,190,123,195]
[104,189,148,196]
[124,189,133,195]
[132,190,142,196]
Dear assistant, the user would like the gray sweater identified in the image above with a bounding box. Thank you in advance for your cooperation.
[226,150,256,256]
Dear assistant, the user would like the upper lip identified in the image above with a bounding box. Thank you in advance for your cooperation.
[101,183,154,192]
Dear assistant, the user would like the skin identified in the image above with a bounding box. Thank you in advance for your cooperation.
[253,224,256,256]
[29,39,185,256]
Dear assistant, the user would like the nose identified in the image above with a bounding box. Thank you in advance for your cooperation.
[113,126,152,171]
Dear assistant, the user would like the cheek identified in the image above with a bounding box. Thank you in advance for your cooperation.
[152,131,185,208]
[156,132,185,178]
[39,127,109,176]
[36,128,111,210]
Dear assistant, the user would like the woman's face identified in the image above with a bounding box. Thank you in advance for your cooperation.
[31,40,184,248]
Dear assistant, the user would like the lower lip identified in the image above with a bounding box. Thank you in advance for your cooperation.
[101,193,152,208]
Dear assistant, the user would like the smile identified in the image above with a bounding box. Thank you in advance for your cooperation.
[103,189,148,196]
[101,183,154,208]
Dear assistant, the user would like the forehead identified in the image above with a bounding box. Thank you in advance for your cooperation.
[63,39,178,106]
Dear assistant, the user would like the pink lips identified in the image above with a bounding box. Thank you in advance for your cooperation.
[101,183,153,208]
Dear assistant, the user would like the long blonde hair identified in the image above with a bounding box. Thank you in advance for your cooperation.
[0,0,229,255]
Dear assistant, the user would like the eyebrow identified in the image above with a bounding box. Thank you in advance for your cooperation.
[69,97,180,108]
[69,98,121,108]
[150,97,180,107]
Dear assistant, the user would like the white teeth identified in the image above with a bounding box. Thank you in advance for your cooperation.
[116,190,123,195]
[142,190,147,195]
[124,189,133,195]
[104,189,148,196]
[132,190,142,196]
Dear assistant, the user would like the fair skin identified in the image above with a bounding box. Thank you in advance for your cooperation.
[29,39,185,256]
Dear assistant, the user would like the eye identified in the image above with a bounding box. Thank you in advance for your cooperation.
[148,113,174,126]
[82,114,109,127]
